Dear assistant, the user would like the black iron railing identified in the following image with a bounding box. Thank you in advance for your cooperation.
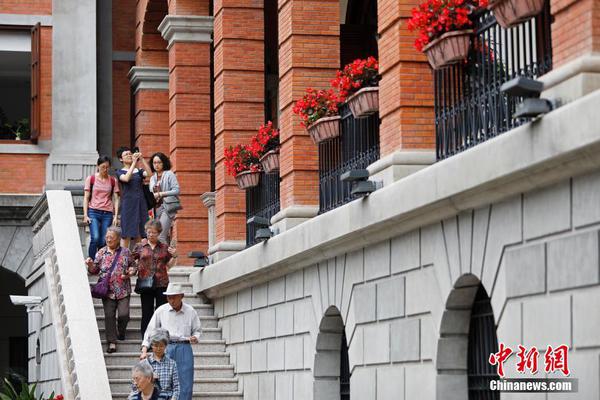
[434,3,552,160]
[468,285,499,400]
[245,172,280,246]
[318,103,380,213]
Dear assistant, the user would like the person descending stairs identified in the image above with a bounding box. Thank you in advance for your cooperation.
[91,267,243,399]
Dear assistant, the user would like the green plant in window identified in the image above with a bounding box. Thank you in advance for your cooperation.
[0,377,62,400]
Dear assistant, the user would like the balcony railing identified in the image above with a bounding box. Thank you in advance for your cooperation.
[434,2,553,160]
[319,102,380,214]
[246,172,280,246]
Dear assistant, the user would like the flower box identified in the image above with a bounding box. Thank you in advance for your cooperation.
[259,149,280,173]
[347,87,379,119]
[235,170,260,189]
[307,116,341,144]
[489,0,545,29]
[422,30,472,70]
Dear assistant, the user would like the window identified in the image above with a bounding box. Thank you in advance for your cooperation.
[0,23,41,141]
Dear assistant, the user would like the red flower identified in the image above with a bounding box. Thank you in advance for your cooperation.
[250,121,280,158]
[331,57,379,100]
[407,0,488,52]
[54,396,64,400]
[292,88,340,128]
[223,144,261,177]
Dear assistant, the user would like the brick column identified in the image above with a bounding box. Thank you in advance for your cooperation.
[367,0,436,187]
[273,0,339,229]
[212,0,265,260]
[542,0,600,101]
[159,15,213,264]
[128,67,170,156]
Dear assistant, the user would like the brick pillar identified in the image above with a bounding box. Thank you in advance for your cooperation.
[542,0,600,101]
[159,14,213,264]
[128,67,170,156]
[368,0,435,187]
[273,0,339,229]
[211,0,265,260]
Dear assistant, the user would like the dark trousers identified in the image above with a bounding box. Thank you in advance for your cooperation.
[102,296,130,343]
[140,287,167,338]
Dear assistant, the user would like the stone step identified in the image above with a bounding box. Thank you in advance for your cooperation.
[111,392,243,400]
[92,293,206,306]
[98,327,222,342]
[106,365,235,380]
[93,302,214,317]
[103,352,230,366]
[109,377,239,393]
[88,275,194,291]
[101,339,226,353]
[96,314,218,330]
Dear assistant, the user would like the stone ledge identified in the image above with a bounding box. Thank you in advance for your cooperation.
[0,139,51,154]
[128,66,169,94]
[368,150,436,186]
[193,90,600,298]
[0,13,52,26]
[158,15,214,49]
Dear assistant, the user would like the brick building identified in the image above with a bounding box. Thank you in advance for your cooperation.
[1,0,600,399]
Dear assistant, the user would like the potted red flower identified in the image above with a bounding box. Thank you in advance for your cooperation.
[408,0,489,70]
[252,121,280,174]
[488,0,544,29]
[332,57,380,119]
[224,144,262,189]
[292,88,341,144]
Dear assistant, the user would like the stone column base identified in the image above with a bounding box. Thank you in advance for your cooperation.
[541,53,600,103]
[208,240,246,263]
[270,205,320,233]
[367,150,436,187]
[45,152,98,190]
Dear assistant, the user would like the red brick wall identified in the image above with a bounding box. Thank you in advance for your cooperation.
[277,0,339,210]
[377,0,434,157]
[213,0,265,244]
[136,0,169,67]
[0,0,51,14]
[551,0,600,67]
[0,154,46,194]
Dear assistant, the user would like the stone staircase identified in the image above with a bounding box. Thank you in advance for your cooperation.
[90,267,242,399]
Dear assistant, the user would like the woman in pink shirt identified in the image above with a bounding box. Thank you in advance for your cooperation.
[84,155,120,259]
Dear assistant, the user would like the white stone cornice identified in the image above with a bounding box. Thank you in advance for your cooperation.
[158,15,214,49]
[128,66,169,94]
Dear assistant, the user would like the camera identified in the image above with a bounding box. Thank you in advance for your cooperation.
[10,295,42,307]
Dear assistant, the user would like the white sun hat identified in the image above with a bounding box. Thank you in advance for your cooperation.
[163,283,186,296]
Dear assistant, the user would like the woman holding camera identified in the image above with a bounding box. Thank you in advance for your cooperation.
[116,146,152,248]
[148,152,181,244]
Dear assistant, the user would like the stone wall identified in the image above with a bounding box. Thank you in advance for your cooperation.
[209,169,600,399]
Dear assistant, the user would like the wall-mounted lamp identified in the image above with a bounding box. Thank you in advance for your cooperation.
[188,251,209,268]
[247,216,276,242]
[340,169,381,197]
[500,76,556,119]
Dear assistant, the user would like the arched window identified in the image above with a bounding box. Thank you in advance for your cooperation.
[467,285,499,400]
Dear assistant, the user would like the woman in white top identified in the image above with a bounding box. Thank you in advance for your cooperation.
[148,152,181,244]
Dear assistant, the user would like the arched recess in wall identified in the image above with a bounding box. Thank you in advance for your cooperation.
[313,306,351,400]
[137,0,169,67]
[340,0,378,66]
[436,274,500,400]
[0,267,28,384]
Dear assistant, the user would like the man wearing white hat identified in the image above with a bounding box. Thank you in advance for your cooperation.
[140,283,201,400]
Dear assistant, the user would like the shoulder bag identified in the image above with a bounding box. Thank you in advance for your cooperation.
[90,248,122,299]
[134,246,157,294]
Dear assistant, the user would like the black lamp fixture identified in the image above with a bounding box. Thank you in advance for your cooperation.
[500,76,555,119]
[188,251,209,268]
[340,169,381,197]
[247,216,275,242]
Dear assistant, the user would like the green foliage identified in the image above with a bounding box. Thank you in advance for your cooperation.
[0,378,57,400]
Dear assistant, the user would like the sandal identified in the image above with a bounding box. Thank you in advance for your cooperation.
[107,343,117,353]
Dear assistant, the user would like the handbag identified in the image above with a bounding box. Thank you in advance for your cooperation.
[142,183,156,210]
[90,248,122,299]
[162,195,183,213]
[135,245,157,294]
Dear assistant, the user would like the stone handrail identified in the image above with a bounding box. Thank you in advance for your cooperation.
[30,191,112,399]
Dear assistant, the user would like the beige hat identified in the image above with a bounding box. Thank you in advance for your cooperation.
[163,283,185,296]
